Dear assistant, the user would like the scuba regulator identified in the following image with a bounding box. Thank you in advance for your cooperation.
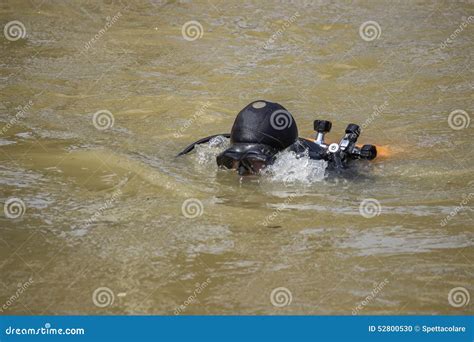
[310,119,377,168]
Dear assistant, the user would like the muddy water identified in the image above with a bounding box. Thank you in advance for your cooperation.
[0,1,473,315]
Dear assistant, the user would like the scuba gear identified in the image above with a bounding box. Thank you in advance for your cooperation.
[302,120,377,170]
[313,120,332,147]
[229,101,298,149]
[216,143,279,175]
[177,100,377,175]
[215,100,297,175]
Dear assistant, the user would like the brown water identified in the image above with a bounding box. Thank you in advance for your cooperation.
[0,0,473,315]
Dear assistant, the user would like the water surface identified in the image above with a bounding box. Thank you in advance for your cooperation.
[0,0,473,314]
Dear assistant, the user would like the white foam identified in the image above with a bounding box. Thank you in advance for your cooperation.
[262,150,327,184]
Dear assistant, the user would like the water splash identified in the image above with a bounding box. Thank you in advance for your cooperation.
[192,137,327,183]
[193,135,230,166]
[263,150,327,184]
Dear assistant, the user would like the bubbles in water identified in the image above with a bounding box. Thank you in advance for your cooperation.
[263,150,327,184]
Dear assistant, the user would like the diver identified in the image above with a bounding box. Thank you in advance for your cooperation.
[177,100,377,175]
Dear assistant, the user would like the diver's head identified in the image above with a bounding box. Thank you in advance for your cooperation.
[217,100,298,175]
